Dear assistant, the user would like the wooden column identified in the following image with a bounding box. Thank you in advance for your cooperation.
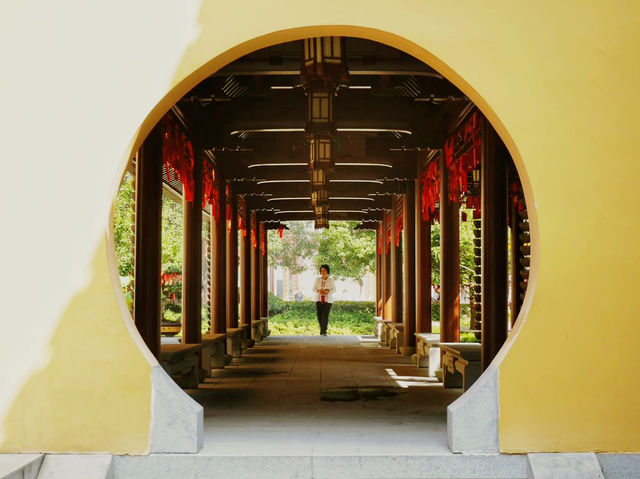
[260,226,269,317]
[481,128,508,369]
[250,214,260,322]
[439,153,460,343]
[391,196,403,324]
[383,212,392,319]
[376,225,382,316]
[182,149,204,344]
[402,182,416,355]
[416,164,432,333]
[239,199,252,327]
[509,198,523,327]
[211,178,227,335]
[134,126,163,358]
[226,186,239,329]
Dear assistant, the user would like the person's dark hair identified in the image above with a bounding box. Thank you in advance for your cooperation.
[319,264,330,275]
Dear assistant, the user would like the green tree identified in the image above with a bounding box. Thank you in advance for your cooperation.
[161,197,184,270]
[267,221,316,274]
[315,221,375,284]
[113,173,135,276]
[430,207,475,291]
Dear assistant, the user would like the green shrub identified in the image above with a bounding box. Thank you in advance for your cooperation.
[269,300,375,335]
[268,292,287,315]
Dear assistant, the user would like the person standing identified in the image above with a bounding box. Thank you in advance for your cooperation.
[313,264,335,336]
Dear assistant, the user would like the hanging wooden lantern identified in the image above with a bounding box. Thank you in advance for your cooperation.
[309,135,334,170]
[310,167,329,189]
[314,217,329,229]
[314,204,329,217]
[311,188,329,206]
[302,37,346,86]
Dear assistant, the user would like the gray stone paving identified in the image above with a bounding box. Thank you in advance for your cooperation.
[187,335,462,456]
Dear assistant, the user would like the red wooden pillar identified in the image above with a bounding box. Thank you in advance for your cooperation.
[182,148,203,344]
[239,197,252,327]
[416,160,432,333]
[383,212,392,320]
[391,196,403,324]
[226,185,239,329]
[134,126,163,358]
[376,225,382,316]
[439,153,460,343]
[211,178,227,335]
[260,225,268,317]
[481,127,508,369]
[250,213,260,323]
[402,181,416,355]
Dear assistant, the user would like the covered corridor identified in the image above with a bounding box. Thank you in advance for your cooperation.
[127,37,527,395]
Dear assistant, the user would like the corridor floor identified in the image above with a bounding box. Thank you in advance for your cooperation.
[187,335,463,456]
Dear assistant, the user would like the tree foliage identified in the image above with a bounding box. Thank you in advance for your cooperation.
[430,207,476,292]
[267,220,376,283]
[113,173,135,276]
[315,221,376,284]
[267,221,316,274]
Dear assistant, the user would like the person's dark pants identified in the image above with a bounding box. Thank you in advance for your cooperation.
[316,301,332,335]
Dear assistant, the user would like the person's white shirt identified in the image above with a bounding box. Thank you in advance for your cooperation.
[313,276,336,303]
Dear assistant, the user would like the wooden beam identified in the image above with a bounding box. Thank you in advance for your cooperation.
[225,164,415,182]
[231,180,407,197]
[256,210,384,222]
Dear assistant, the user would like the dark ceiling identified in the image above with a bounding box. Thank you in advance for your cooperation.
[174,37,470,224]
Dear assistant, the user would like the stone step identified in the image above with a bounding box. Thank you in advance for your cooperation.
[36,455,113,479]
[0,454,43,479]
[112,453,528,479]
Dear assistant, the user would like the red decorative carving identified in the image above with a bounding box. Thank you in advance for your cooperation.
[444,111,483,203]
[161,115,195,202]
[420,159,440,222]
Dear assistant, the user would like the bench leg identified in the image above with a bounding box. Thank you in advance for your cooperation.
[227,336,242,358]
[210,342,226,369]
[428,347,441,377]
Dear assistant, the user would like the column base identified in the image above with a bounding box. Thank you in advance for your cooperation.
[399,346,416,356]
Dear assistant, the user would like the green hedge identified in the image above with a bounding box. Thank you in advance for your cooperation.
[268,298,375,335]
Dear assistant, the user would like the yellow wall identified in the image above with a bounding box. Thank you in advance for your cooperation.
[1,0,639,453]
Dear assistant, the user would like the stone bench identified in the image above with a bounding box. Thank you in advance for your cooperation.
[252,317,270,342]
[201,333,228,372]
[440,343,482,391]
[379,319,393,346]
[414,333,441,376]
[240,323,254,348]
[260,316,271,338]
[251,320,263,342]
[226,328,245,358]
[373,316,383,337]
[388,322,404,353]
[159,343,203,389]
